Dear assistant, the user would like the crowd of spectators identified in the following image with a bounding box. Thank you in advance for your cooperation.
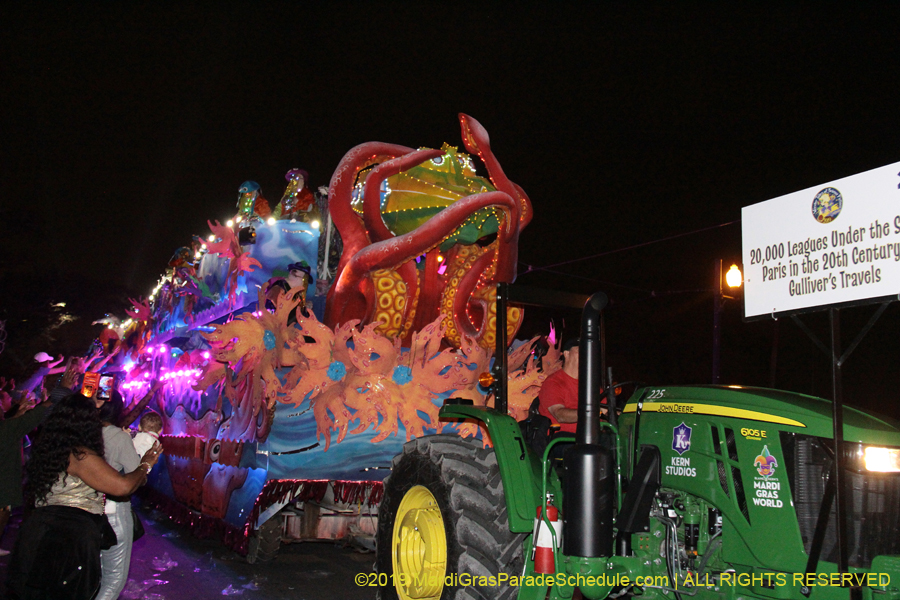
[0,352,164,599]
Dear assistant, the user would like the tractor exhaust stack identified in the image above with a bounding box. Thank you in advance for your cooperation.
[564,292,614,558]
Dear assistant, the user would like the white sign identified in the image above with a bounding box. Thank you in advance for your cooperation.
[742,160,900,318]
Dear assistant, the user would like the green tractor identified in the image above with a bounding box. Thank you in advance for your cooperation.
[375,289,900,600]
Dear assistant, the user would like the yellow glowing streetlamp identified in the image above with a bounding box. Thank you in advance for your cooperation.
[713,260,743,384]
[725,264,743,289]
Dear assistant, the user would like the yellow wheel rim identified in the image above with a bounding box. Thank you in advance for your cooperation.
[391,485,447,600]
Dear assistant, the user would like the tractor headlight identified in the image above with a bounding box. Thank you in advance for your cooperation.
[863,446,900,472]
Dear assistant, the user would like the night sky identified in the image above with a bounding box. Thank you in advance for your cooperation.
[3,4,900,412]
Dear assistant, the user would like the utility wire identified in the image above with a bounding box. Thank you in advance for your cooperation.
[521,219,741,274]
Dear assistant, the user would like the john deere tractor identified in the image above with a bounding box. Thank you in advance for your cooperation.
[375,289,900,600]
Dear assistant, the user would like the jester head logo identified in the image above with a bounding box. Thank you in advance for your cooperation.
[754,445,778,479]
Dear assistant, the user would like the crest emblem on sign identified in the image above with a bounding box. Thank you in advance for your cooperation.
[811,187,842,224]
[673,422,692,455]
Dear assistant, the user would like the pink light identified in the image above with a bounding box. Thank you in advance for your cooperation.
[202,351,210,359]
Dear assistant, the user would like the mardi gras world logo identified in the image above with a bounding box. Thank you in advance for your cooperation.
[754,445,778,479]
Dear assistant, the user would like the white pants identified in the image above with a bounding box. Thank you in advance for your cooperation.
[96,501,134,600]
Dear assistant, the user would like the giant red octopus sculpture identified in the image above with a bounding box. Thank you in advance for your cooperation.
[323,114,533,350]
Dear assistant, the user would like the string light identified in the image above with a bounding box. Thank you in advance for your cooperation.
[159,368,202,382]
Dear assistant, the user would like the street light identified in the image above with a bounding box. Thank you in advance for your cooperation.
[725,264,743,289]
[713,260,742,384]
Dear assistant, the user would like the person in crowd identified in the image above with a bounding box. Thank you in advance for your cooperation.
[5,393,162,600]
[14,353,67,397]
[1,377,17,415]
[119,379,164,429]
[0,362,81,557]
[95,393,142,600]
[0,396,40,557]
[133,411,163,458]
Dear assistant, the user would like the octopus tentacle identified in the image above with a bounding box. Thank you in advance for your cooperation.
[327,142,414,263]
[325,142,415,328]
[451,249,498,341]
[458,113,529,280]
[363,148,444,243]
[329,192,518,322]
[512,182,534,229]
[362,149,443,338]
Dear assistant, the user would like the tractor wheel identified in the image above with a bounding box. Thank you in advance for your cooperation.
[246,514,282,564]
[376,435,524,600]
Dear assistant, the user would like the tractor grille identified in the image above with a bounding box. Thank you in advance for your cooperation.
[781,432,900,568]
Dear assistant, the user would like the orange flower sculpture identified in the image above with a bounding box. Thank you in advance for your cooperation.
[197,286,305,441]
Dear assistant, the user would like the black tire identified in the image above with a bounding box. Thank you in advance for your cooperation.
[376,435,524,600]
[246,514,282,564]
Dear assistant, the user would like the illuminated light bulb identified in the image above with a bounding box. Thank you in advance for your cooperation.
[311,220,320,229]
[208,234,216,242]
[201,243,207,250]
[194,252,202,259]
[267,217,276,226]
[437,255,444,262]
[235,215,243,223]
[226,219,234,227]
[725,264,743,288]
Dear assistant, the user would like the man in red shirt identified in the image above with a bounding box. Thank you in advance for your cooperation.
[538,338,580,434]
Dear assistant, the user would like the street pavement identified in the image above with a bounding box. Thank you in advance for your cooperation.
[0,500,377,599]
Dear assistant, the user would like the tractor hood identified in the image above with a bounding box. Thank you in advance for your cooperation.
[623,385,900,446]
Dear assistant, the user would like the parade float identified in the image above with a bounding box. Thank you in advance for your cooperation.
[97,114,560,559]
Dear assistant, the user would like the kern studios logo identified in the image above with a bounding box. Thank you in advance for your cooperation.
[673,422,692,455]
[811,187,843,224]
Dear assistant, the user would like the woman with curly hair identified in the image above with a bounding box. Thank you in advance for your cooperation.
[6,392,162,600]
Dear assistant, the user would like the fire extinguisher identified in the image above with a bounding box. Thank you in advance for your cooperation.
[532,494,561,574]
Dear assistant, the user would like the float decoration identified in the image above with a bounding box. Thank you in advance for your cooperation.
[88,114,563,555]
[324,113,532,350]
